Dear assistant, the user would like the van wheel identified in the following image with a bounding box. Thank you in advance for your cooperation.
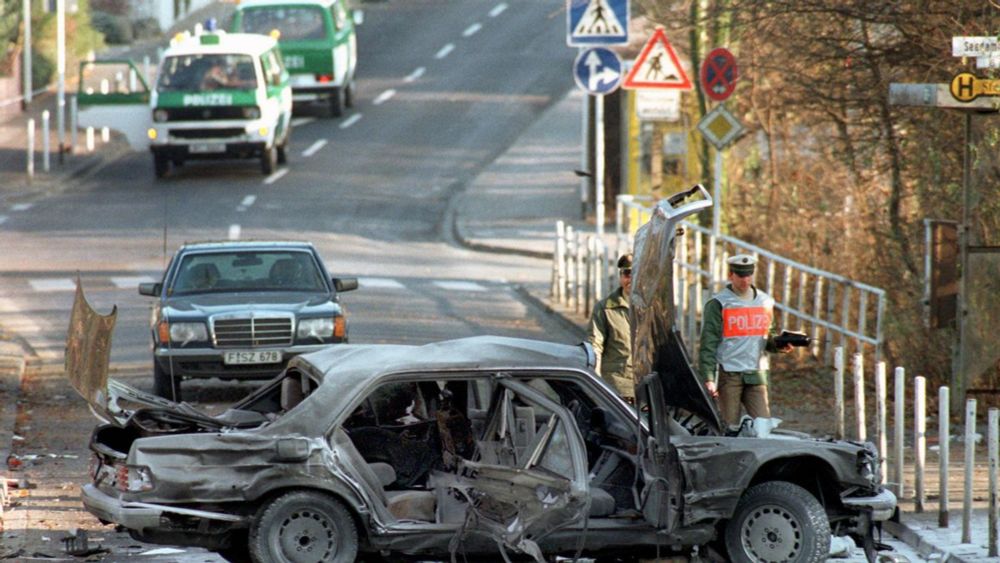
[277,129,290,165]
[261,146,277,175]
[250,491,358,563]
[152,361,182,401]
[153,153,169,178]
[345,78,356,108]
[724,481,830,563]
[329,88,345,118]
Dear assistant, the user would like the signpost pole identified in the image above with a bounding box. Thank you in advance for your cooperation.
[22,0,31,108]
[712,148,722,274]
[56,0,66,163]
[596,93,605,238]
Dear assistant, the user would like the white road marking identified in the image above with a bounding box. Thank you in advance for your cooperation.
[0,215,7,225]
[373,89,396,105]
[489,3,508,17]
[359,277,406,289]
[434,280,487,292]
[291,117,316,127]
[404,67,426,83]
[302,139,328,157]
[11,203,33,212]
[239,195,257,208]
[228,224,241,240]
[463,23,482,37]
[263,168,289,185]
[112,276,156,288]
[0,298,21,312]
[29,278,76,292]
[435,44,455,59]
[340,114,362,129]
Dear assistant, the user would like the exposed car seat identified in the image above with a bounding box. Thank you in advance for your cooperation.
[268,258,303,287]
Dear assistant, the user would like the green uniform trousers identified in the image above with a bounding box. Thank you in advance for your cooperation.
[718,369,770,427]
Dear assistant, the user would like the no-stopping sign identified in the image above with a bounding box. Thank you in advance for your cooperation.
[700,48,738,102]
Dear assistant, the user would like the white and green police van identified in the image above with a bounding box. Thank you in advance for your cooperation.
[231,0,362,117]
[147,30,293,177]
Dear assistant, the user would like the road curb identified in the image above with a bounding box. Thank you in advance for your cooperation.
[884,518,971,562]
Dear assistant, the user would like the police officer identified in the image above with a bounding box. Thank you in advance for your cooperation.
[588,254,634,400]
[699,254,791,426]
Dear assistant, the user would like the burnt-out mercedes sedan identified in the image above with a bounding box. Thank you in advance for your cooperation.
[67,187,894,563]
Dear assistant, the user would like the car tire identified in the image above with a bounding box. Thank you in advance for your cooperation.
[153,153,169,178]
[329,87,345,118]
[345,77,356,108]
[261,145,277,175]
[152,361,182,401]
[249,491,358,563]
[724,481,830,563]
[277,128,290,165]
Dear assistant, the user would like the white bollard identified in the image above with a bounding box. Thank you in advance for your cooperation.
[894,367,906,498]
[101,126,110,143]
[989,408,998,556]
[86,127,95,152]
[915,375,926,513]
[100,78,109,94]
[26,118,35,179]
[565,225,575,307]
[875,362,887,482]
[574,231,584,313]
[69,95,77,153]
[41,110,50,172]
[853,353,866,441]
[554,221,566,302]
[963,398,977,544]
[834,347,845,440]
[940,386,950,528]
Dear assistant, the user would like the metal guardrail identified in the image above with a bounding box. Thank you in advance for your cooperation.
[553,194,887,367]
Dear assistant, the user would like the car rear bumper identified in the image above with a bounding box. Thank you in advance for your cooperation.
[82,484,245,532]
[154,344,333,380]
[842,488,897,521]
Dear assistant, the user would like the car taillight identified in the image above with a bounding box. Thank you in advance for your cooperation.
[116,464,154,492]
[316,74,333,83]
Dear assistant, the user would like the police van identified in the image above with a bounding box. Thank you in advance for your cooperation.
[231,0,362,117]
[147,30,293,177]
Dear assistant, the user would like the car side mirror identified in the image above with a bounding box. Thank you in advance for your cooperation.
[333,277,358,292]
[138,282,161,296]
[353,10,364,26]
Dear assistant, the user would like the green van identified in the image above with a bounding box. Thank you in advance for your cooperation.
[231,0,362,117]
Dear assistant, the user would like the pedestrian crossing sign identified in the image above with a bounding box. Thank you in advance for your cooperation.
[622,26,692,90]
[567,0,629,46]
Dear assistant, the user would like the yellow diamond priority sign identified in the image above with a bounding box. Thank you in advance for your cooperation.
[697,104,745,150]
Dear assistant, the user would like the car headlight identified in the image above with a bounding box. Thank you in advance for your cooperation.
[168,322,208,345]
[153,108,169,122]
[242,106,261,119]
[297,318,334,340]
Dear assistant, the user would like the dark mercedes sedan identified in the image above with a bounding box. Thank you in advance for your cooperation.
[138,241,357,400]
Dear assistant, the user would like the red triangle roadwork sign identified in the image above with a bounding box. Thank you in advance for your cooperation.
[622,26,692,90]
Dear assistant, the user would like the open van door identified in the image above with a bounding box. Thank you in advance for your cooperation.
[76,60,152,151]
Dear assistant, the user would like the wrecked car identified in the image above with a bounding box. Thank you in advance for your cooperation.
[67,186,894,563]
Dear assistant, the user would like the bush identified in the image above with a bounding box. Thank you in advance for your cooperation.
[131,17,161,41]
[31,50,53,91]
[91,11,132,45]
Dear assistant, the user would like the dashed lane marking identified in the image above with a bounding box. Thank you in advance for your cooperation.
[291,117,316,127]
[433,280,487,292]
[435,44,455,59]
[463,23,482,37]
[302,139,327,157]
[11,203,32,212]
[373,90,396,105]
[340,114,362,129]
[228,224,241,240]
[359,277,406,289]
[404,67,426,83]
[489,3,508,17]
[263,168,289,185]
[111,276,156,289]
[237,195,257,212]
[28,278,77,292]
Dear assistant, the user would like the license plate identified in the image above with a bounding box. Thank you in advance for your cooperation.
[223,350,282,365]
[190,143,226,154]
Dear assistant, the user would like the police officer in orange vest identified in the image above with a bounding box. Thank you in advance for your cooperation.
[699,255,792,427]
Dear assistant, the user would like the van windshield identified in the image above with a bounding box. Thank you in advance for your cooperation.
[157,54,258,92]
[240,7,328,41]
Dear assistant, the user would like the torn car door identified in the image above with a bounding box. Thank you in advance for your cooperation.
[77,60,153,151]
[636,373,684,532]
[432,376,589,562]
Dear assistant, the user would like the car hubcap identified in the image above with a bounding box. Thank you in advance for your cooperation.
[277,509,336,562]
[741,504,801,561]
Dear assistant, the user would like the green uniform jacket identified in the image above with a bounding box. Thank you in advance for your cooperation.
[698,286,779,386]
[588,287,634,398]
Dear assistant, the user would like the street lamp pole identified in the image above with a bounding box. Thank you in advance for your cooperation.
[57,0,66,162]
[22,0,31,107]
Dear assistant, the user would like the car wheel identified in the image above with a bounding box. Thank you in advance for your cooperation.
[724,481,830,563]
[152,361,182,401]
[345,78,356,108]
[261,145,277,175]
[329,87,345,118]
[250,491,358,563]
[277,128,290,165]
[153,153,169,178]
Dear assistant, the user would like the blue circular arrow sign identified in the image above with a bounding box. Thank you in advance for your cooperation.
[574,47,622,95]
